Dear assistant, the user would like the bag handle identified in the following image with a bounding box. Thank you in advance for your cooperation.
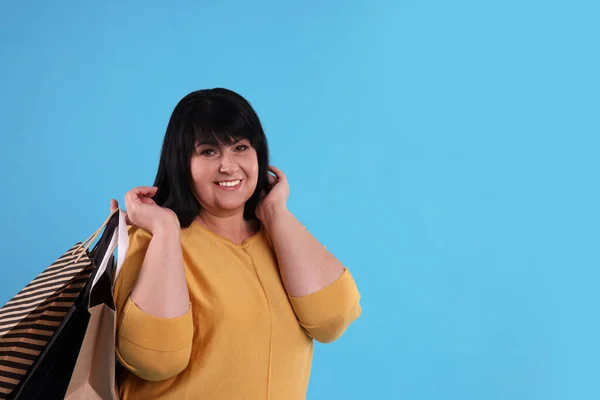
[71,208,130,288]
[115,209,129,282]
[91,209,129,289]
[80,209,118,252]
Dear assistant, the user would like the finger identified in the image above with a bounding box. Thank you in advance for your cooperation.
[110,199,119,212]
[121,197,136,226]
[140,197,157,205]
[267,174,277,186]
[133,186,158,196]
[140,187,159,204]
[268,166,286,181]
[126,187,158,206]
[125,190,143,207]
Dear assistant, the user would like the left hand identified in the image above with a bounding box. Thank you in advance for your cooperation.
[256,166,290,221]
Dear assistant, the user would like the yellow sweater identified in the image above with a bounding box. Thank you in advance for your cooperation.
[113,220,362,399]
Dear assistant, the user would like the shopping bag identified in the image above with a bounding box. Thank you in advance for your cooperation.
[7,210,123,400]
[0,210,121,399]
[64,209,128,400]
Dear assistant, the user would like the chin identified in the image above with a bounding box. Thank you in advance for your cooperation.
[216,197,251,211]
[217,203,246,211]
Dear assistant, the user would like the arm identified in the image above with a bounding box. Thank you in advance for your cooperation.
[112,194,193,381]
[257,167,362,343]
[262,206,344,297]
[130,221,189,318]
[115,226,194,381]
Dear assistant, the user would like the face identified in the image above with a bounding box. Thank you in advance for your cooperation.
[190,138,259,217]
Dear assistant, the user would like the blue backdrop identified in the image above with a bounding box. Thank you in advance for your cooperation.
[1,1,599,399]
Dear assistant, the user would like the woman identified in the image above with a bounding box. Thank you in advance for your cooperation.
[111,88,361,399]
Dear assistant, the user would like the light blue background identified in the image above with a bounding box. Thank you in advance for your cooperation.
[1,1,599,399]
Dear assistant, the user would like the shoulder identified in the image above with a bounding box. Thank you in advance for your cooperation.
[126,225,153,249]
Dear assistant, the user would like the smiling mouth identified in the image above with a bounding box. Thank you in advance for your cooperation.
[215,179,242,187]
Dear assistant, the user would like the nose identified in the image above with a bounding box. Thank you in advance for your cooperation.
[219,153,240,174]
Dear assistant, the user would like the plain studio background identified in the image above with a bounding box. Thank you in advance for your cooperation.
[0,1,598,399]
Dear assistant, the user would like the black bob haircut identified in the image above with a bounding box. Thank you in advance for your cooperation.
[152,88,270,228]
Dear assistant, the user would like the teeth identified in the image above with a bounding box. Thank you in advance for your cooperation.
[218,180,240,187]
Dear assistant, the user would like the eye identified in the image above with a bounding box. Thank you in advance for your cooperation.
[200,148,217,156]
[235,145,249,152]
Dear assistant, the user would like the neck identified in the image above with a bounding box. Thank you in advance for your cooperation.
[196,210,259,243]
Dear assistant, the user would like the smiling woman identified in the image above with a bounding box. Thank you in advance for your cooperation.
[111,88,362,400]
[152,88,271,228]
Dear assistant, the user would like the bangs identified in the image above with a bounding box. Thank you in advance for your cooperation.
[190,100,257,148]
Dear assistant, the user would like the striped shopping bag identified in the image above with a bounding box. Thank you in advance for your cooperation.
[0,210,119,399]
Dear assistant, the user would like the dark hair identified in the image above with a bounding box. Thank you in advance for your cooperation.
[152,88,270,228]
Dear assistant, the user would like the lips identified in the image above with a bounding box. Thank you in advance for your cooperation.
[215,179,241,187]
[213,179,243,191]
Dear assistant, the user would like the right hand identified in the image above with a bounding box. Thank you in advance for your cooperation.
[110,186,179,233]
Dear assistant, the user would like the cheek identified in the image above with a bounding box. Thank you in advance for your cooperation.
[190,160,201,182]
[250,160,259,182]
[190,159,213,189]
[244,152,259,177]
[243,157,259,191]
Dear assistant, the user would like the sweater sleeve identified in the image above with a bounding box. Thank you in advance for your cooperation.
[288,268,361,343]
[113,226,194,382]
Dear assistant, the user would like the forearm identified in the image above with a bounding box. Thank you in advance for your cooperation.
[262,205,345,297]
[130,223,190,318]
